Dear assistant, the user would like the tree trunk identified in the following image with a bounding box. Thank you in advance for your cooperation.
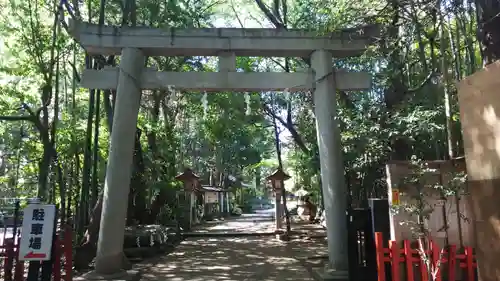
[476,0,500,65]
[128,129,147,225]
[91,90,101,208]
[74,193,103,270]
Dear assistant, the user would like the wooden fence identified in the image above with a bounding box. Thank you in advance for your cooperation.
[0,224,73,281]
[375,232,477,281]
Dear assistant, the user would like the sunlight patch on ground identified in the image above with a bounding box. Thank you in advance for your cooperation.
[141,213,325,280]
[265,256,298,265]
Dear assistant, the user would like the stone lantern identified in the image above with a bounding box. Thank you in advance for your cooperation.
[266,168,291,232]
[175,168,200,230]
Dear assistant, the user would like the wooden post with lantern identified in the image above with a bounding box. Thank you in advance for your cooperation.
[266,168,291,233]
[175,168,200,231]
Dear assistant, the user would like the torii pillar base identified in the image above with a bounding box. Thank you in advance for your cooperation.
[311,268,349,281]
[73,269,138,281]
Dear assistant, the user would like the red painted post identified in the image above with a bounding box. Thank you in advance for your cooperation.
[14,236,24,281]
[430,240,442,281]
[4,239,14,281]
[63,225,73,281]
[419,242,428,281]
[390,240,401,281]
[448,245,457,281]
[52,235,61,281]
[373,234,479,281]
[464,246,475,281]
[375,232,387,281]
[403,240,415,281]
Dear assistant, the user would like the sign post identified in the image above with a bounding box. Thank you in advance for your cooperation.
[19,203,56,261]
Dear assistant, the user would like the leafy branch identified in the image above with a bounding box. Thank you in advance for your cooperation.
[395,156,468,281]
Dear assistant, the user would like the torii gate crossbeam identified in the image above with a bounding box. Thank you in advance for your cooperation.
[81,68,371,91]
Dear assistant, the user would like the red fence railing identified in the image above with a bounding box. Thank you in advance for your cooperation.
[0,224,73,281]
[375,232,477,281]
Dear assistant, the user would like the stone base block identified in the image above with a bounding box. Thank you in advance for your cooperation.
[311,268,349,281]
[276,233,290,241]
[74,270,140,281]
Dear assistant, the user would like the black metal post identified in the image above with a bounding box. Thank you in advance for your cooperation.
[40,206,58,281]
[368,199,392,281]
[26,261,41,281]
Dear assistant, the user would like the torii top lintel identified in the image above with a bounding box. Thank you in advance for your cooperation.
[68,20,380,58]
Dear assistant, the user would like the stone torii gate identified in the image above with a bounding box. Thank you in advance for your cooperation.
[68,20,378,278]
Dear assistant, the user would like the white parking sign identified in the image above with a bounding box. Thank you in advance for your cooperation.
[18,204,56,261]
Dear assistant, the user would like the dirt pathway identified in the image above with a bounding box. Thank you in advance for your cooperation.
[142,236,319,281]
[140,212,327,281]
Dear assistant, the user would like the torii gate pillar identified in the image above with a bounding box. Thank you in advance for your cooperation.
[311,49,349,276]
[94,48,144,275]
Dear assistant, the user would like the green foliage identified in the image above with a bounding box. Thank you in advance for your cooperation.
[394,156,467,239]
[0,0,484,241]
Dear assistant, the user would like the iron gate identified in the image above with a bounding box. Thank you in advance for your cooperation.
[347,208,377,281]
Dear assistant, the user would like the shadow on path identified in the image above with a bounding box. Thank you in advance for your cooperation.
[138,212,329,281]
[142,235,327,281]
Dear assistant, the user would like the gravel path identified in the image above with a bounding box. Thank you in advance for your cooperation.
[141,212,325,281]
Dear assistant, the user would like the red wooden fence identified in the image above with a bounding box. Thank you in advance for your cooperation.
[0,224,73,281]
[375,232,477,281]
